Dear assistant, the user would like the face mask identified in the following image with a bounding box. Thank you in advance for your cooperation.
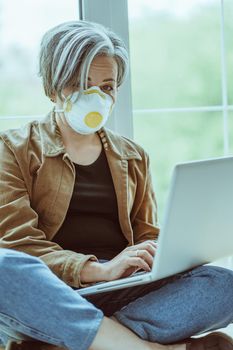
[55,86,114,135]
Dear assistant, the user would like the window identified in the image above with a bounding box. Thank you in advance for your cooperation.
[0,0,79,130]
[128,0,233,221]
[1,0,232,263]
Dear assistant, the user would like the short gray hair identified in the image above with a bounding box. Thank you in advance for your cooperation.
[38,20,129,99]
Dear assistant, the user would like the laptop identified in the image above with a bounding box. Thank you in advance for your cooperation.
[78,156,233,296]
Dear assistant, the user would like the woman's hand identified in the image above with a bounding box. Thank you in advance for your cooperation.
[100,240,157,281]
[80,240,157,284]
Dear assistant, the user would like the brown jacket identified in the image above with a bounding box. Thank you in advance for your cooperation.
[0,111,159,287]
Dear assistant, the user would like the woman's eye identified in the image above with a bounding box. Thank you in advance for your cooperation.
[101,85,113,92]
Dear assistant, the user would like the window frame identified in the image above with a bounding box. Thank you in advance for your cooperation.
[0,0,231,155]
[80,0,134,138]
[83,0,231,156]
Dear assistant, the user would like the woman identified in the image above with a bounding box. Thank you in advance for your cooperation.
[0,20,233,350]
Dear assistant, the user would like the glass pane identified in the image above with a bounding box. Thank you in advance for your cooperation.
[133,112,224,220]
[229,112,233,154]
[0,0,79,116]
[225,0,233,105]
[128,0,222,109]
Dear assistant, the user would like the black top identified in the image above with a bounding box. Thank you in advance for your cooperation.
[52,147,128,260]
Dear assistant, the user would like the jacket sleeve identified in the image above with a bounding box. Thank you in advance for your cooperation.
[132,152,160,244]
[0,139,97,288]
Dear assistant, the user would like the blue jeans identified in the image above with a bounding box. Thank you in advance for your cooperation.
[1,248,233,349]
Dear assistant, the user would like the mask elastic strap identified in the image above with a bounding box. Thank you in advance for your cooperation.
[54,92,67,113]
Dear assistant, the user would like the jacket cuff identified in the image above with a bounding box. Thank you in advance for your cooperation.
[77,255,99,288]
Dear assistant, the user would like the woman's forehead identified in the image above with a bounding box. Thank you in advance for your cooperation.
[88,55,118,82]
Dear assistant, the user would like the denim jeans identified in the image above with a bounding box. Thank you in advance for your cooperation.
[0,249,103,350]
[1,248,233,349]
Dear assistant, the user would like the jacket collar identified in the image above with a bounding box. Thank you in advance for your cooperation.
[39,111,65,157]
[100,127,142,160]
[40,110,142,161]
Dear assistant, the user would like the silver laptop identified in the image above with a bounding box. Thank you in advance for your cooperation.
[78,156,233,296]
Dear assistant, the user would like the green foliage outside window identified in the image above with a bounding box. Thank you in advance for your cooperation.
[1,1,233,220]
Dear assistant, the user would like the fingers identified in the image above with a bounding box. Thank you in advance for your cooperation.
[136,249,154,268]
[125,240,156,254]
[127,257,151,272]
[125,249,153,269]
[121,240,157,272]
[132,240,157,257]
[145,241,157,256]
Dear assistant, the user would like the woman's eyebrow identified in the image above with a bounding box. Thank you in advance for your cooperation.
[102,78,116,82]
[88,77,116,82]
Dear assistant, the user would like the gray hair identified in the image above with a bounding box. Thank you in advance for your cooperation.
[38,20,129,99]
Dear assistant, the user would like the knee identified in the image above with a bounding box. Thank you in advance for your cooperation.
[0,248,24,265]
[0,248,39,263]
[201,265,233,311]
[203,265,233,289]
[0,249,47,301]
[0,249,43,278]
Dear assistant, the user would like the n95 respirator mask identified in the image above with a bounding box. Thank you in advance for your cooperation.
[55,86,114,135]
